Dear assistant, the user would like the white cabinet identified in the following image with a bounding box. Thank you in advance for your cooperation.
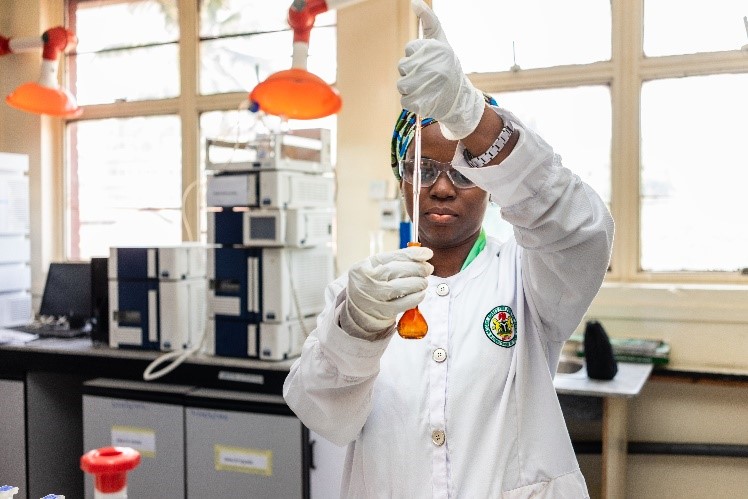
[0,152,32,327]
[184,396,305,498]
[79,379,346,498]
[82,379,190,499]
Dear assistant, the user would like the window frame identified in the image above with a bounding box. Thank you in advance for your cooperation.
[466,0,748,285]
[63,0,318,255]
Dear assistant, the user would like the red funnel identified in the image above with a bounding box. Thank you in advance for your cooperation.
[80,446,141,495]
[6,81,82,118]
[250,68,341,120]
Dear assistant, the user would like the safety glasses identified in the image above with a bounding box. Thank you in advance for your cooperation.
[399,158,477,189]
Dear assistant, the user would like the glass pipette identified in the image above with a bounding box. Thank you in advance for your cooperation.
[397,19,429,340]
[412,114,422,242]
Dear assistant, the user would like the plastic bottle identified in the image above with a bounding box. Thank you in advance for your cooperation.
[80,446,141,499]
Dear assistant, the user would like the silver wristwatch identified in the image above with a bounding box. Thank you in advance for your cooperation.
[463,120,515,168]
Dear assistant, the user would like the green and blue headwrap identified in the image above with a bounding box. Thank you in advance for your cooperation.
[390,93,499,180]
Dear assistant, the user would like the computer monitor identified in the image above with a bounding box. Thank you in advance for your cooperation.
[39,262,92,323]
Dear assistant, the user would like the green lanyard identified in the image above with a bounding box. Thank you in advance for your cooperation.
[460,228,486,271]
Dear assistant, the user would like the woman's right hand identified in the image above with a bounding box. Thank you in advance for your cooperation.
[341,245,433,337]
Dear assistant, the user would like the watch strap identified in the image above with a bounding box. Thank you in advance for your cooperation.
[463,120,515,168]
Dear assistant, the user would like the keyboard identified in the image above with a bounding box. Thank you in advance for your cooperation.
[12,321,91,339]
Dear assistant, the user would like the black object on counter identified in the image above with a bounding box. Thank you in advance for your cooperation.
[584,320,618,380]
[90,256,109,345]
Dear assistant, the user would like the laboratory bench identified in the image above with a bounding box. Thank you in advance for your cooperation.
[0,337,344,499]
[2,338,747,499]
[0,337,295,395]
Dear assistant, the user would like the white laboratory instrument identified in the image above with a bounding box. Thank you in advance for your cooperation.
[108,245,207,351]
[207,245,332,325]
[206,169,335,209]
[242,207,333,247]
[205,128,331,174]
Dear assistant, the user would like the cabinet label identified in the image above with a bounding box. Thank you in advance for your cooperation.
[111,425,156,458]
[214,445,272,476]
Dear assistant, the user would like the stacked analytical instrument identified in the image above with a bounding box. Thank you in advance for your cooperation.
[108,244,207,351]
[204,129,335,361]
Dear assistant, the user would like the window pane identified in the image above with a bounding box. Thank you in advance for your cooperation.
[67,116,182,260]
[69,0,180,104]
[491,87,612,204]
[199,0,335,37]
[73,0,178,52]
[200,26,336,95]
[67,0,179,105]
[644,0,747,56]
[198,0,336,96]
[641,74,748,272]
[432,0,610,72]
[70,45,180,105]
[482,87,611,246]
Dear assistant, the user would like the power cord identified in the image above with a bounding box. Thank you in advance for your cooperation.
[142,327,207,381]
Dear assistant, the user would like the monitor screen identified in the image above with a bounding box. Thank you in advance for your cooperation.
[39,262,92,320]
[249,216,277,240]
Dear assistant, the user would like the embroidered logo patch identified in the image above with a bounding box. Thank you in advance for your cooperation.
[483,305,517,348]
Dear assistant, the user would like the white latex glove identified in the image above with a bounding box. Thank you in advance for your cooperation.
[397,0,485,140]
[340,246,434,338]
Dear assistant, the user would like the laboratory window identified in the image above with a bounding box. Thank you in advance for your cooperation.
[67,0,180,105]
[66,116,182,260]
[643,0,747,57]
[199,0,336,95]
[435,0,748,280]
[640,73,748,272]
[483,86,612,248]
[64,0,337,259]
[431,0,611,73]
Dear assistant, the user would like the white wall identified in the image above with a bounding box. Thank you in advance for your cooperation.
[335,0,414,274]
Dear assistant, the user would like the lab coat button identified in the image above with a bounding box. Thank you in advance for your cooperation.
[432,348,447,363]
[431,429,446,446]
[436,283,449,296]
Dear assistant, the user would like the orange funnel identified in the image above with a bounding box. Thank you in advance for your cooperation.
[250,68,341,120]
[6,81,82,118]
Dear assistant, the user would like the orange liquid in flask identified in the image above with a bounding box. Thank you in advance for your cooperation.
[397,309,428,339]
[397,244,428,339]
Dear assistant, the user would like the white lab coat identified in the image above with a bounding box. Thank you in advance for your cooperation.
[284,107,614,498]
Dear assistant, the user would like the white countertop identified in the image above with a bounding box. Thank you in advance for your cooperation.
[553,360,653,398]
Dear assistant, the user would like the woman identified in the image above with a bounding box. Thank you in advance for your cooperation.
[284,1,614,497]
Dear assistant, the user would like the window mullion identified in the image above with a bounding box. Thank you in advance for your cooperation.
[610,0,643,282]
[179,0,200,242]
